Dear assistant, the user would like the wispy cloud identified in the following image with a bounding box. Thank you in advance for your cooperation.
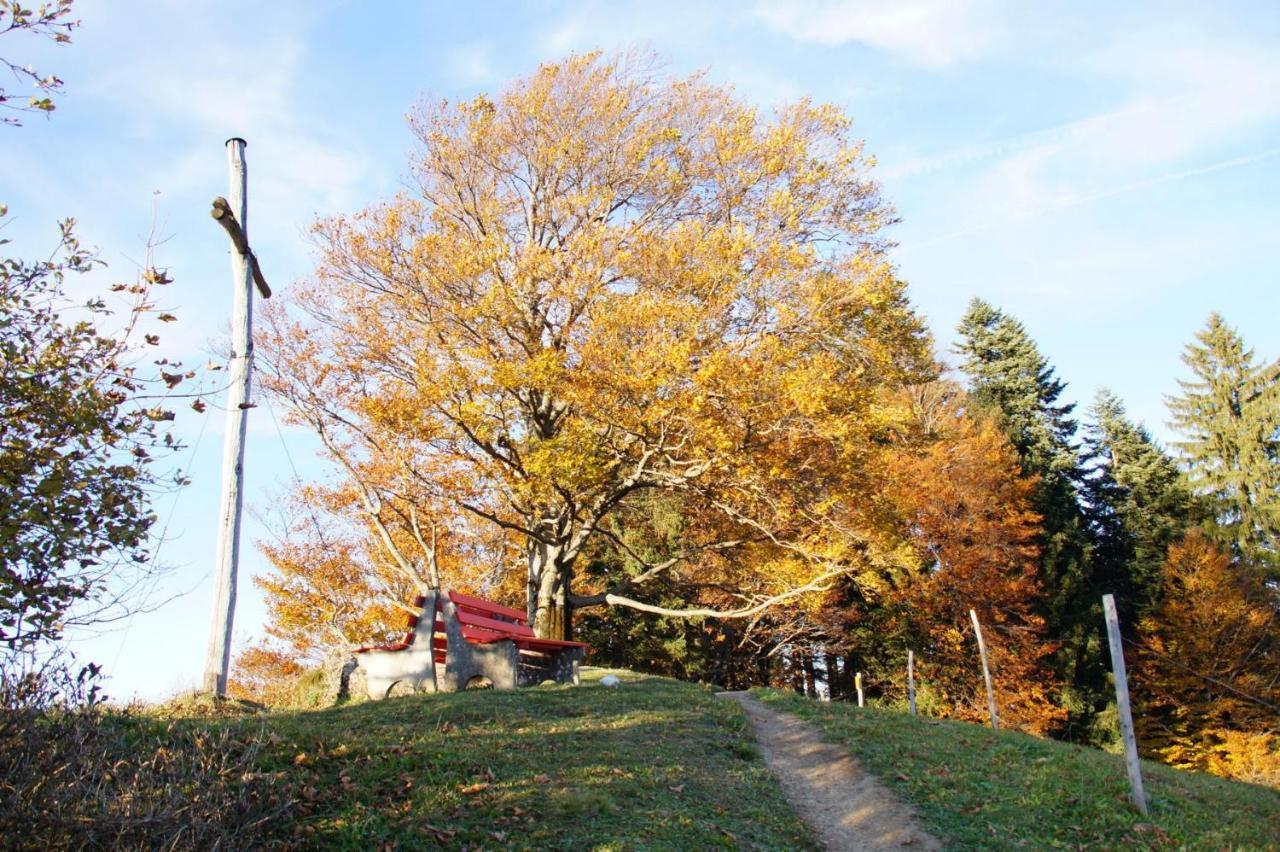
[900,146,1280,252]
[752,0,999,66]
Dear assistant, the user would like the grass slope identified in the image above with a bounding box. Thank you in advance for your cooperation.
[757,689,1279,850]
[218,670,815,849]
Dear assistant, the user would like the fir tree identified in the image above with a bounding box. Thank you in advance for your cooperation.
[1167,314,1280,577]
[1083,389,1198,620]
[955,298,1079,480]
[955,298,1088,620]
[955,298,1097,736]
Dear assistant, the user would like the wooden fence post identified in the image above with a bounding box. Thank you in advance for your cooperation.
[1103,593,1149,816]
[969,608,998,731]
[855,671,864,707]
[908,650,917,716]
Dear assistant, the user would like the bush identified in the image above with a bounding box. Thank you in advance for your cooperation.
[0,657,294,849]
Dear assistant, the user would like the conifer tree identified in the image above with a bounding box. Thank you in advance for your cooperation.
[1167,314,1280,577]
[955,300,1088,616]
[1083,389,1197,619]
[955,298,1096,734]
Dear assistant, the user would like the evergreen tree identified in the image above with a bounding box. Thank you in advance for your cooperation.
[955,299,1088,617]
[1167,314,1280,577]
[1083,389,1198,620]
[955,299,1079,480]
[955,298,1097,736]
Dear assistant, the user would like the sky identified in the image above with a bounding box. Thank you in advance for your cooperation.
[3,0,1277,700]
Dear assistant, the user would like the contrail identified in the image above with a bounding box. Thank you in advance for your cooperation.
[898,145,1280,253]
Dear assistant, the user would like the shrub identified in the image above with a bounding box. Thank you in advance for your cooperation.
[0,658,294,848]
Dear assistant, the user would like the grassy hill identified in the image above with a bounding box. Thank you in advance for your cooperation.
[29,669,1275,849]
[757,688,1279,850]
[213,669,815,849]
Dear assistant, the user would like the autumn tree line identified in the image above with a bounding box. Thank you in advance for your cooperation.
[193,53,1273,784]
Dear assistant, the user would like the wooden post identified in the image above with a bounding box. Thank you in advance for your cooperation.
[969,608,998,730]
[855,671,864,707]
[908,650,916,716]
[1103,593,1148,815]
[203,138,256,696]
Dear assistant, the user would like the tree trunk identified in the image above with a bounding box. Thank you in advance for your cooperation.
[829,654,846,701]
[528,539,576,640]
[789,648,805,695]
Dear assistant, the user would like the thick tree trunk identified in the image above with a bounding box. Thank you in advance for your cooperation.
[528,539,576,640]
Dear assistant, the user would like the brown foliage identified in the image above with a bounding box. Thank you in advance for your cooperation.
[875,389,1063,734]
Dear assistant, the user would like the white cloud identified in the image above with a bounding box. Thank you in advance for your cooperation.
[753,0,999,66]
[889,21,1280,254]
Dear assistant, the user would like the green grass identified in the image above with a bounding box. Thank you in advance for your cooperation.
[206,669,815,850]
[756,688,1280,850]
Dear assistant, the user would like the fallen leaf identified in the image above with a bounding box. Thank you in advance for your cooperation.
[668,784,685,794]
[533,773,551,784]
[294,753,310,766]
[459,782,490,795]
[422,824,457,842]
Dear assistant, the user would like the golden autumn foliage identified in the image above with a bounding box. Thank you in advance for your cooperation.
[860,385,1063,734]
[228,643,304,707]
[1133,531,1280,785]
[258,50,933,641]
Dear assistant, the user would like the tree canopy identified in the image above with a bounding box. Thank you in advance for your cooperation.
[0,220,187,653]
[260,51,934,640]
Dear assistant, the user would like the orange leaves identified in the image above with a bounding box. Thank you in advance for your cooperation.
[873,387,1063,735]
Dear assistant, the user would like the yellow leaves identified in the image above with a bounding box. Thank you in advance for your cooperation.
[253,50,952,650]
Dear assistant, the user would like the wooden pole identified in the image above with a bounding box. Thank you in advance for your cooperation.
[908,650,916,716]
[855,671,864,707]
[1103,593,1149,815]
[969,608,998,730]
[203,137,255,696]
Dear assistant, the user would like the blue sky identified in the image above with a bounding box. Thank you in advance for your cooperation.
[4,1,1277,700]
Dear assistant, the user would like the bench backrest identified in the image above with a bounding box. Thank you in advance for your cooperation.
[448,589,536,639]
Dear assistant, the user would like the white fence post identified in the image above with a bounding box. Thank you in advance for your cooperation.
[1103,593,1148,816]
[908,650,916,716]
[969,608,998,731]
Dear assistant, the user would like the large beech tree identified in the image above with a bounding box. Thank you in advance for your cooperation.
[261,52,932,639]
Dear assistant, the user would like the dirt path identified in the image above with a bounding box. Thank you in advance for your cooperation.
[718,692,941,851]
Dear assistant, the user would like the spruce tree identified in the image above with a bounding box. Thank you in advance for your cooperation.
[955,298,1088,620]
[1166,313,1280,576]
[1083,389,1197,619]
[955,298,1097,735]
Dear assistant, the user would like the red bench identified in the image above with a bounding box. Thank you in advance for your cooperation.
[353,588,588,699]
